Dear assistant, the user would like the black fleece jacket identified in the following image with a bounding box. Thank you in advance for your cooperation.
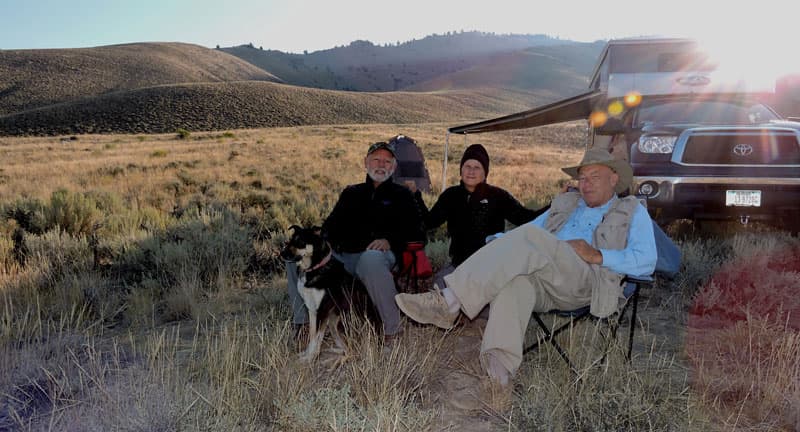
[322,175,422,258]
[415,181,545,266]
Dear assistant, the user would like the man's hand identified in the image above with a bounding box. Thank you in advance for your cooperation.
[367,238,391,251]
[403,180,417,193]
[565,239,603,265]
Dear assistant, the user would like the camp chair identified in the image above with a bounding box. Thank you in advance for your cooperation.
[523,219,679,374]
[523,275,654,374]
[394,241,433,293]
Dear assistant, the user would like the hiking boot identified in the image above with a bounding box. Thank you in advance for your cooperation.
[381,330,403,354]
[383,330,403,346]
[445,375,513,412]
[395,290,458,330]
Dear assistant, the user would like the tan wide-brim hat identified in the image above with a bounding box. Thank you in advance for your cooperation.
[561,148,633,194]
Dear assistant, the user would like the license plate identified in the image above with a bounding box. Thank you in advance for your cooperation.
[726,190,761,207]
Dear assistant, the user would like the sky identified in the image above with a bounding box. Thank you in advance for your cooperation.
[2,0,799,54]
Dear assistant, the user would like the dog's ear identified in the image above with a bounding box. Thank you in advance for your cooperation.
[288,225,303,234]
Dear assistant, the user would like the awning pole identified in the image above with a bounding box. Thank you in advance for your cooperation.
[443,132,449,192]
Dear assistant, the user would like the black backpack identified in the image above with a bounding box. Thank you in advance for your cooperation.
[389,134,432,194]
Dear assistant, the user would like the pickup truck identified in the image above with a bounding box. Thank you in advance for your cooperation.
[448,38,800,231]
[602,94,800,228]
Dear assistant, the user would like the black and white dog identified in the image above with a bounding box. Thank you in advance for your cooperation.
[281,225,378,361]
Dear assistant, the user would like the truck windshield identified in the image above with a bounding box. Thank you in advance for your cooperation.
[635,100,779,126]
[610,43,716,73]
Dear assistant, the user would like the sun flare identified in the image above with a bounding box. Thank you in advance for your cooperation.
[693,33,800,92]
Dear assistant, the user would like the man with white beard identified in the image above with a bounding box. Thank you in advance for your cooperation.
[285,141,422,346]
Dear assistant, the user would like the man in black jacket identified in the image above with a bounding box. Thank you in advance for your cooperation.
[287,141,421,343]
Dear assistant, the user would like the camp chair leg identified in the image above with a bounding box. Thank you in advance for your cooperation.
[595,320,615,366]
[601,284,641,363]
[524,276,653,372]
[627,289,640,361]
[528,313,580,374]
[621,277,652,361]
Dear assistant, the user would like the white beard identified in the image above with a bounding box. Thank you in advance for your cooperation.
[367,166,394,183]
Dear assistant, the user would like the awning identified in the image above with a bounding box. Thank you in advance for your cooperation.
[448,89,604,134]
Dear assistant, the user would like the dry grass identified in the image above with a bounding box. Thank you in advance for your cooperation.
[686,235,800,431]
[0,123,797,431]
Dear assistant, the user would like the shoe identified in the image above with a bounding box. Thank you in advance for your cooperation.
[446,375,512,412]
[381,330,404,354]
[485,353,511,387]
[382,331,401,349]
[395,289,458,330]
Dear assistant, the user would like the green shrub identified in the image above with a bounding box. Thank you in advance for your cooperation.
[4,192,90,235]
[176,128,191,140]
[96,165,125,177]
[24,229,94,284]
[241,168,259,177]
[176,170,198,187]
[4,197,47,234]
[116,207,253,292]
[4,190,103,236]
[0,234,18,271]
[424,239,450,273]
[321,148,345,159]
[150,149,168,158]
[46,189,102,236]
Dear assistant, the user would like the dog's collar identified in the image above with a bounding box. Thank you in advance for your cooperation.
[309,250,332,272]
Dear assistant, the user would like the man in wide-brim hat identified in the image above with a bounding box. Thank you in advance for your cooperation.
[395,148,657,387]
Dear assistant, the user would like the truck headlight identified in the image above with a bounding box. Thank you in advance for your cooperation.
[638,136,676,154]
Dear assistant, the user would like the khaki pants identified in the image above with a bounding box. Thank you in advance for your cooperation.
[443,224,605,376]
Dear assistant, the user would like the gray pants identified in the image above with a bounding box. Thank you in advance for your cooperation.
[285,250,401,335]
[285,259,307,326]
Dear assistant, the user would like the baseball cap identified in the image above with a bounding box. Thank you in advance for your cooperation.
[366,141,396,157]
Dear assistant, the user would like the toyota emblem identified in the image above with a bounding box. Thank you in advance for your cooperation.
[733,144,754,156]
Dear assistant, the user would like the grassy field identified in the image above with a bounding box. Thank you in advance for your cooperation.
[0,123,797,431]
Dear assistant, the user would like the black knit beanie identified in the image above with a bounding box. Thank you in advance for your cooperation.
[460,144,490,177]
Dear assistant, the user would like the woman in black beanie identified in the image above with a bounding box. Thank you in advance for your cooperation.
[409,143,546,289]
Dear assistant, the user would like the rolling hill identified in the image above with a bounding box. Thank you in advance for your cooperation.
[406,43,603,95]
[0,34,606,136]
[0,42,281,116]
[220,33,603,93]
[2,32,797,137]
[0,82,544,136]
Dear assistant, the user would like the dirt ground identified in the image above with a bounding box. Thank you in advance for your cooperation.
[419,277,689,431]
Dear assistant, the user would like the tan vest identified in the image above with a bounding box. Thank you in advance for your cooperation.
[544,192,643,317]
